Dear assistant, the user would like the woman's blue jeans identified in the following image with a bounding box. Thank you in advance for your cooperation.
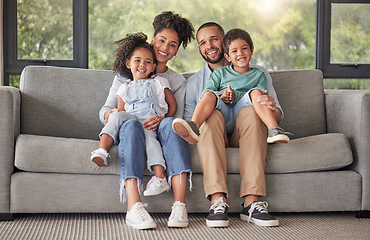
[118,117,191,203]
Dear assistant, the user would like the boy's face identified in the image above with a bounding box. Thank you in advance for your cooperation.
[224,38,254,73]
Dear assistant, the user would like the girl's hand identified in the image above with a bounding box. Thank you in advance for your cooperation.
[143,115,165,131]
[256,90,276,112]
[104,108,120,125]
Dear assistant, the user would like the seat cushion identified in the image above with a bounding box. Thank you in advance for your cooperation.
[15,133,352,175]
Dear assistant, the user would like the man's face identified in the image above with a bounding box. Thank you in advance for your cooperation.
[197,26,224,64]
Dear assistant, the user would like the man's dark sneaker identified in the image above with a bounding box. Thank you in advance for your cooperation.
[240,201,279,227]
[206,197,229,227]
[172,118,200,144]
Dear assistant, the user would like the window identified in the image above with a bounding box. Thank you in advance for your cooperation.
[316,0,370,78]
[4,0,88,86]
[4,0,370,88]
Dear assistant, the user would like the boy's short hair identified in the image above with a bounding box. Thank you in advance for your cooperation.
[223,28,254,55]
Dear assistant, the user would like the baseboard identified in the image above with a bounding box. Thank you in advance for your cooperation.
[356,210,370,218]
[0,213,13,221]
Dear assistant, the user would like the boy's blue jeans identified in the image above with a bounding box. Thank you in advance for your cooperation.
[117,117,191,203]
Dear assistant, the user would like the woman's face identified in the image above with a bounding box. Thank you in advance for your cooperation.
[151,28,179,64]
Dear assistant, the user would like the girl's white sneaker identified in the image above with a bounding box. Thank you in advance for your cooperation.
[90,148,110,167]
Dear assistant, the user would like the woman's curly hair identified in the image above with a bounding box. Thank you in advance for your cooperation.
[152,11,194,49]
[113,32,157,79]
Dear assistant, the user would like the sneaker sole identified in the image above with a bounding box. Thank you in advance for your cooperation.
[126,219,157,230]
[240,213,279,227]
[172,119,199,144]
[168,220,189,228]
[143,187,170,196]
[91,157,107,167]
[267,135,290,144]
[206,219,229,227]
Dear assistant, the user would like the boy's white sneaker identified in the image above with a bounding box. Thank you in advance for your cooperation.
[143,176,170,196]
[168,201,189,228]
[125,202,156,230]
[91,148,110,167]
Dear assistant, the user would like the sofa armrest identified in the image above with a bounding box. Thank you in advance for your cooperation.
[325,89,370,211]
[0,86,20,215]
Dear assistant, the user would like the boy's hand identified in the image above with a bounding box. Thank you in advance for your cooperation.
[143,115,165,131]
[220,84,235,103]
[256,90,276,112]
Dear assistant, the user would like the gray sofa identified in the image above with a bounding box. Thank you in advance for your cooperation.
[1,66,369,221]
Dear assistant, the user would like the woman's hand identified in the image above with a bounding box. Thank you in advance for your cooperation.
[256,90,276,112]
[143,115,165,131]
[104,108,120,125]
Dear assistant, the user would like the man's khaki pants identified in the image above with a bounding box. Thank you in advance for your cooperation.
[197,107,267,200]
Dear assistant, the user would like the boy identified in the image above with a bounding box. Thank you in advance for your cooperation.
[173,28,290,144]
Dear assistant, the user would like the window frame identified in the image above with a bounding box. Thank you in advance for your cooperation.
[316,0,370,78]
[3,0,88,86]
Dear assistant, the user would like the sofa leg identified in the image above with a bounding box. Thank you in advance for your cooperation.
[0,213,13,221]
[356,211,370,218]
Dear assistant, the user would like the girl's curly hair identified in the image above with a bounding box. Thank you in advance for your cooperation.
[152,11,194,49]
[113,32,157,79]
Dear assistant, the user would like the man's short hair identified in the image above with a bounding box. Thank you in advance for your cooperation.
[196,22,225,42]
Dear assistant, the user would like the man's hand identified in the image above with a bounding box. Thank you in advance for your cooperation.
[220,84,235,103]
[104,108,120,125]
[143,115,165,131]
[256,90,276,112]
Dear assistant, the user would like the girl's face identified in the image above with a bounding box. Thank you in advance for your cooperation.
[151,28,179,64]
[125,48,156,80]
[224,38,254,73]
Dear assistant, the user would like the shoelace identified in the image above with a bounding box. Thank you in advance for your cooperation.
[149,177,165,188]
[91,148,110,158]
[210,198,229,214]
[248,201,269,222]
[133,203,151,222]
[273,127,293,136]
[171,202,186,220]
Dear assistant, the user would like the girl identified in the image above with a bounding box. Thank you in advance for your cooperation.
[91,32,177,229]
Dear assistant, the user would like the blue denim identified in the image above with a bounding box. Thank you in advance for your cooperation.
[210,89,261,134]
[118,119,146,203]
[157,117,192,186]
[118,117,192,203]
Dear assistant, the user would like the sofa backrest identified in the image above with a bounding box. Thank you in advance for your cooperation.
[269,69,326,138]
[19,66,326,140]
[20,66,115,140]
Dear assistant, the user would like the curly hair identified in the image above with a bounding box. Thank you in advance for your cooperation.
[223,28,254,56]
[113,32,157,79]
[152,11,194,49]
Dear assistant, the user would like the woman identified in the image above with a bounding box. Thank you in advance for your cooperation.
[99,11,194,230]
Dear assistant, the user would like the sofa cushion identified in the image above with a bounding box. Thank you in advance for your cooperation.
[15,133,352,175]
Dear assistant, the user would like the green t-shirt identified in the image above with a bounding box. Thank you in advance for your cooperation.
[205,65,268,103]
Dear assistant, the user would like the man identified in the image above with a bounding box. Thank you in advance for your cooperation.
[184,22,283,228]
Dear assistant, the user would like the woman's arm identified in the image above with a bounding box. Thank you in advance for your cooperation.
[164,88,178,117]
